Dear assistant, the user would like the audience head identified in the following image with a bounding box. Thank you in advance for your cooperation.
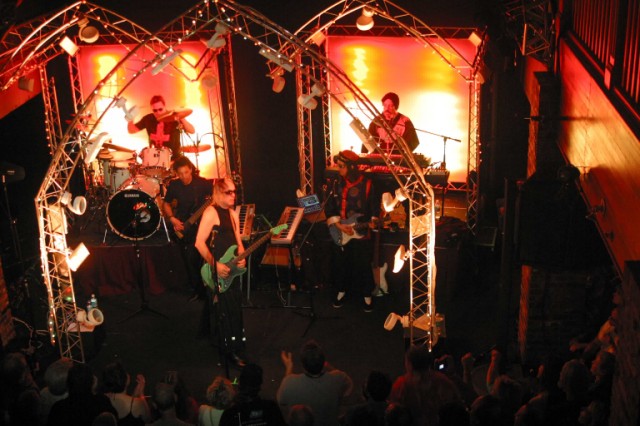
[470,395,502,426]
[101,361,128,393]
[300,340,325,376]
[590,350,615,379]
[385,403,413,426]
[67,362,97,399]
[288,404,314,426]
[405,344,435,373]
[153,382,177,412]
[536,353,565,393]
[490,374,524,413]
[364,370,391,402]
[238,363,263,397]
[205,376,236,410]
[1,352,31,387]
[558,359,591,399]
[44,357,73,396]
[91,411,118,426]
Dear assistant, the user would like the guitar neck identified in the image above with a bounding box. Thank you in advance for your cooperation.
[186,198,212,225]
[234,231,272,263]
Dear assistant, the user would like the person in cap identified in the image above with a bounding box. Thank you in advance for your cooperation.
[365,92,419,155]
[325,150,380,311]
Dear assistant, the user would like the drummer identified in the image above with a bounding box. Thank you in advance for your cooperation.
[126,95,195,161]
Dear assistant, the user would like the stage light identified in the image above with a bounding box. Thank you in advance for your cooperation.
[382,188,408,212]
[67,242,90,272]
[393,244,406,273]
[59,36,79,56]
[77,17,99,44]
[206,22,230,49]
[468,31,483,47]
[201,69,218,89]
[72,307,104,332]
[60,191,87,216]
[272,75,285,93]
[384,313,409,330]
[151,49,183,76]
[350,118,376,153]
[356,8,375,31]
[259,47,295,72]
[83,131,110,165]
[18,76,34,92]
[297,83,325,110]
[307,30,326,46]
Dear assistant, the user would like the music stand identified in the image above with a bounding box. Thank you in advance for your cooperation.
[118,212,168,323]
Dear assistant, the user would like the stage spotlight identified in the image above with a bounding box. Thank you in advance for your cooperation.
[384,313,409,330]
[206,22,230,49]
[77,17,99,44]
[382,188,408,212]
[468,31,483,47]
[67,242,90,272]
[60,192,87,216]
[59,36,79,56]
[71,306,104,332]
[297,83,325,110]
[259,47,295,72]
[350,118,376,153]
[201,69,218,89]
[151,49,183,75]
[84,131,110,165]
[307,30,326,46]
[356,8,375,31]
[18,76,34,92]
[393,245,406,273]
[269,67,286,93]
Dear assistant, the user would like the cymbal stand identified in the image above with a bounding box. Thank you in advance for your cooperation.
[118,215,169,323]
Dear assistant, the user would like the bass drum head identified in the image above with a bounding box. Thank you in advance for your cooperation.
[107,189,161,240]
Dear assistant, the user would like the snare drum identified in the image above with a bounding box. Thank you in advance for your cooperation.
[141,146,172,179]
[106,188,161,240]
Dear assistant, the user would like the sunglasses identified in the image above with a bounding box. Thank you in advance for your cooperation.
[152,108,164,112]
[223,190,236,196]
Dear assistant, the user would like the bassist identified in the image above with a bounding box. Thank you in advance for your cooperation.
[326,150,380,312]
[195,177,247,368]
[163,156,213,300]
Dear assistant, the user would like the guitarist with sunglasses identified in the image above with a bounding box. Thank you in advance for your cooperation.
[163,156,213,301]
[326,150,380,312]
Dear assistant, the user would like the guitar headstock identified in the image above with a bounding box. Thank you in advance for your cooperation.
[271,224,288,235]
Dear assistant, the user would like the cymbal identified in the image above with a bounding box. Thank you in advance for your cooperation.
[182,144,211,153]
[103,142,136,153]
[158,108,193,123]
[97,152,113,160]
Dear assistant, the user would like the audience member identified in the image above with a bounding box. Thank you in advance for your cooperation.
[578,400,609,426]
[587,350,615,406]
[469,395,502,426]
[514,354,566,426]
[385,403,413,426]
[438,401,470,426]
[343,370,390,426]
[163,371,199,424]
[491,374,524,425]
[439,353,479,407]
[198,376,236,426]
[101,360,151,425]
[92,411,118,426]
[388,344,462,425]
[37,357,73,425]
[148,382,193,426]
[220,363,286,425]
[277,339,353,426]
[47,362,117,426]
[0,351,40,426]
[288,404,314,426]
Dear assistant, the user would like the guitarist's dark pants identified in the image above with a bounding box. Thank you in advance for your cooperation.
[179,236,206,299]
[199,283,246,357]
[331,238,375,297]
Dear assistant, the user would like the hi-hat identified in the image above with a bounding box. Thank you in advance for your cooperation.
[97,151,113,160]
[182,144,211,153]
[103,142,136,153]
[158,108,192,123]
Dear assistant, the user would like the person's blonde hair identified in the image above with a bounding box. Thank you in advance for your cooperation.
[212,177,235,206]
[205,376,236,409]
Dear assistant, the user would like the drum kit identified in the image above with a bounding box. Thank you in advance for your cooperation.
[88,108,213,241]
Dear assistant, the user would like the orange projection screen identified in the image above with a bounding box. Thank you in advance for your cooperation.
[76,42,222,179]
[326,36,473,183]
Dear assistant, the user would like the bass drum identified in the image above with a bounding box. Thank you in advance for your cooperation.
[106,189,161,240]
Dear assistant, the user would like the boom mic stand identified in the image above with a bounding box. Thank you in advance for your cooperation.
[119,212,168,323]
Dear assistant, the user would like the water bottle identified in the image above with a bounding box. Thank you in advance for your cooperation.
[90,294,98,309]
[86,299,92,312]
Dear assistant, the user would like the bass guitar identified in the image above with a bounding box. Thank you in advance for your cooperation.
[201,224,288,293]
[174,197,212,240]
[329,214,371,246]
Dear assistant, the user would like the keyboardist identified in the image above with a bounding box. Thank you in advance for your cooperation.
[363,92,419,155]
[326,150,380,312]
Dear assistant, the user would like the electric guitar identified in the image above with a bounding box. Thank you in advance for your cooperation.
[329,214,371,246]
[201,224,288,293]
[174,197,212,240]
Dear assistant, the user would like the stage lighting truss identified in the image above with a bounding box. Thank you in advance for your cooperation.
[15,0,472,357]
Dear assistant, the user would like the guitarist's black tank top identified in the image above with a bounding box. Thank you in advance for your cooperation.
[211,206,236,261]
